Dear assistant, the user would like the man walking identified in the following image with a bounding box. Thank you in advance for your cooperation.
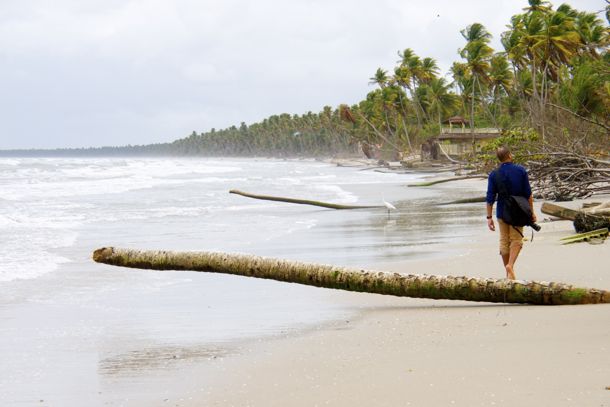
[486,146,536,280]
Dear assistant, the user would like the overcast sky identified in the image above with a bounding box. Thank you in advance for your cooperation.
[0,0,604,149]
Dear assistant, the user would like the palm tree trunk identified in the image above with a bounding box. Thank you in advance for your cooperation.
[93,247,610,305]
[400,115,413,153]
[477,79,497,128]
[470,75,477,131]
[470,75,477,153]
[383,110,396,143]
[407,85,423,130]
[438,108,442,131]
[355,111,401,151]
[540,63,550,141]
[229,189,382,209]
[396,92,413,152]
[530,60,545,141]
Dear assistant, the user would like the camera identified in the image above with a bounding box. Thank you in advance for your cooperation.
[531,223,541,232]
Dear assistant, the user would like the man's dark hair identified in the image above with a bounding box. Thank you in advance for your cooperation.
[496,146,511,162]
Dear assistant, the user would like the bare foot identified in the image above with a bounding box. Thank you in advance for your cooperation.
[505,264,516,280]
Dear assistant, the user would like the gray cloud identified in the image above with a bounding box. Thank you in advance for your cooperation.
[0,0,603,149]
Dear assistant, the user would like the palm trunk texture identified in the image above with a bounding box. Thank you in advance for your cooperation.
[92,247,610,305]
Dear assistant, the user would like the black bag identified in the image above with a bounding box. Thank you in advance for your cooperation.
[503,194,533,227]
[494,170,535,228]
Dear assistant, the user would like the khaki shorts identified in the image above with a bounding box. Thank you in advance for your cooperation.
[498,219,523,256]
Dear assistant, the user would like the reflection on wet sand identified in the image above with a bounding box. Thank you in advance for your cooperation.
[99,344,230,376]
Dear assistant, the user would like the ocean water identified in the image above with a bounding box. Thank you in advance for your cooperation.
[0,157,484,405]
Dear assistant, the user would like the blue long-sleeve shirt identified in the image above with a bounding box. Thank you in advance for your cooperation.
[486,162,532,219]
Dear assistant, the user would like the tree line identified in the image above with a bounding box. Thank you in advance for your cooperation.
[2,0,608,158]
[169,0,608,159]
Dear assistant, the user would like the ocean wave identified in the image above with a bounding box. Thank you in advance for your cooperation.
[224,203,280,212]
[1,158,245,200]
[0,158,22,166]
[307,184,358,204]
[0,255,71,282]
[0,241,74,283]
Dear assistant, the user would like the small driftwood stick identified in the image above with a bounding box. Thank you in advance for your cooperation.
[438,196,487,205]
[93,247,610,305]
[229,189,383,210]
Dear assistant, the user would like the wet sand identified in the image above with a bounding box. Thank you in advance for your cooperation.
[186,190,610,407]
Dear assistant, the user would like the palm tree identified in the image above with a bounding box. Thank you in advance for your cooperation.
[391,67,415,151]
[501,3,588,140]
[419,57,440,84]
[369,68,388,88]
[489,54,514,122]
[559,56,610,121]
[531,9,581,79]
[523,0,552,13]
[425,77,460,130]
[459,23,494,132]
[449,61,470,116]
[527,7,582,138]
[396,49,426,129]
[573,9,609,58]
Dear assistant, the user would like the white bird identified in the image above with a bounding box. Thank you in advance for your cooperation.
[382,197,396,216]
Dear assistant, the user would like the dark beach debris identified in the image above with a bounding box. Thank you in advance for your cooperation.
[542,201,610,234]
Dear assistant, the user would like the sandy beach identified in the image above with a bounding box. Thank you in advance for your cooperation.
[183,186,610,407]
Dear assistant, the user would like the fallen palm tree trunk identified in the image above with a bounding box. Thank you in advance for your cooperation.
[541,202,581,220]
[229,189,382,210]
[541,202,610,233]
[92,247,610,305]
[408,175,487,187]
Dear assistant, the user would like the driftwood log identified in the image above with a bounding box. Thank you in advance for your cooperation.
[541,202,581,220]
[92,247,610,305]
[541,202,610,233]
[229,189,382,210]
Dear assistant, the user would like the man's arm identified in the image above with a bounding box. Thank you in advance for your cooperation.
[486,172,496,231]
[529,195,537,222]
[487,203,495,231]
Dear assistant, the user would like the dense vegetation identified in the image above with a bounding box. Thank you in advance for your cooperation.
[2,0,608,158]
